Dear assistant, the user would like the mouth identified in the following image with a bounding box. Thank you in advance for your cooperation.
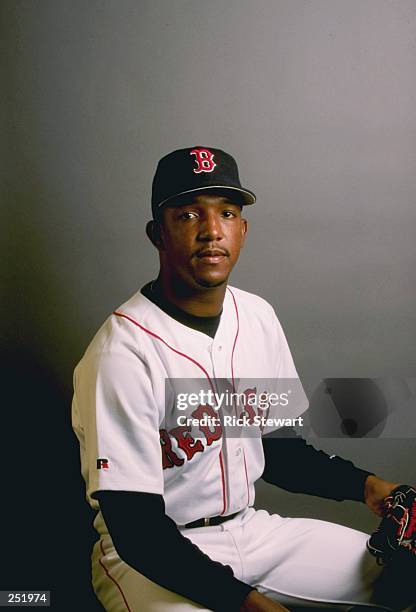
[195,248,229,264]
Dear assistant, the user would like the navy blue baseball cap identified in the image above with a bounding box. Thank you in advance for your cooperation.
[151,146,256,218]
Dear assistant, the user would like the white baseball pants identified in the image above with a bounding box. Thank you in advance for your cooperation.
[91,507,397,611]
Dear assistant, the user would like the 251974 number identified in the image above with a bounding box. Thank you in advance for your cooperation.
[3,592,49,606]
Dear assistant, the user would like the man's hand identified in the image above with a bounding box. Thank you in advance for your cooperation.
[240,590,290,612]
[364,475,399,517]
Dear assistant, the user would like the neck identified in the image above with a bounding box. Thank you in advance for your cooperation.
[156,273,226,317]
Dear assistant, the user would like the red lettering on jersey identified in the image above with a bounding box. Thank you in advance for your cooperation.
[160,428,184,469]
[192,404,223,446]
[169,426,204,461]
[238,387,257,423]
[190,148,216,174]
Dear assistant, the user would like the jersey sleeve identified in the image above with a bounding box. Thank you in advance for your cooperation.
[73,350,164,502]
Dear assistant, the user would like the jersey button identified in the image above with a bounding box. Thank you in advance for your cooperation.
[217,345,222,351]
[236,447,242,456]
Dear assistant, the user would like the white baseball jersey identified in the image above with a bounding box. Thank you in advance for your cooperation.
[72,285,307,529]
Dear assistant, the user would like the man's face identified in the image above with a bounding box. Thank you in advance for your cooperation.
[157,194,248,289]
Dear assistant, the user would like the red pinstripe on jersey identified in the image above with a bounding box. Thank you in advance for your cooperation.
[227,287,239,394]
[242,449,250,506]
[227,288,250,507]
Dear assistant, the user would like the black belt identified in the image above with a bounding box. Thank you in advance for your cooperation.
[184,511,239,529]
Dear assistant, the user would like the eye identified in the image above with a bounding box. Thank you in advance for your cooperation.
[178,211,198,220]
[222,209,237,218]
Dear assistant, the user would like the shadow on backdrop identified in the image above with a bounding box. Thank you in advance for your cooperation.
[2,348,104,611]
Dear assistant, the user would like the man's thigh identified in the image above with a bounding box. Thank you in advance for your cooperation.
[229,510,390,610]
[92,536,212,612]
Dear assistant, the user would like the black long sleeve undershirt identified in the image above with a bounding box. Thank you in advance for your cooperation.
[95,434,373,611]
[261,428,374,501]
[95,490,254,612]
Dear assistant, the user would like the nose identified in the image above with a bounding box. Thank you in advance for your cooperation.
[197,210,223,241]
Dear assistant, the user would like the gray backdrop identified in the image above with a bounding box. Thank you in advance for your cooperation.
[2,0,415,608]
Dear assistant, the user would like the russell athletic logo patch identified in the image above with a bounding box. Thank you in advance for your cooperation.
[97,458,109,469]
[190,148,216,174]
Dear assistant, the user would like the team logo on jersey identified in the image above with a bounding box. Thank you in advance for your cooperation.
[159,387,270,470]
[160,403,222,469]
[97,457,109,469]
[190,148,216,174]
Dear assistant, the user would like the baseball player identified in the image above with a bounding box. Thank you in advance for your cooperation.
[72,147,412,612]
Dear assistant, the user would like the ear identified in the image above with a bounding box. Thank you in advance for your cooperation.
[240,217,248,248]
[146,219,164,249]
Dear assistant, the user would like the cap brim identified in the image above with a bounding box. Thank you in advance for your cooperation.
[156,185,256,209]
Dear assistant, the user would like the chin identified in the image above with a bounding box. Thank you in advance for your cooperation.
[195,277,227,288]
